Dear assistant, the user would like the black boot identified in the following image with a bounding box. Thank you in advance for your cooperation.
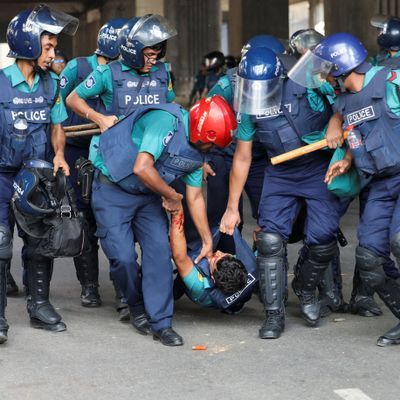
[375,279,400,346]
[256,232,285,339]
[296,241,338,326]
[0,260,9,344]
[6,260,18,296]
[26,258,66,332]
[318,258,347,317]
[349,265,382,317]
[75,248,101,307]
[111,277,129,322]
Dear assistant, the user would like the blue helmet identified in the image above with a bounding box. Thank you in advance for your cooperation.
[234,47,284,115]
[313,33,368,77]
[12,159,57,218]
[7,4,79,60]
[371,15,400,51]
[242,34,285,57]
[96,18,128,60]
[118,14,177,69]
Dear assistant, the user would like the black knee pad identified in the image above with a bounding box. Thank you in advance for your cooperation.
[390,232,400,260]
[307,241,338,265]
[0,224,12,261]
[356,246,386,289]
[256,232,284,258]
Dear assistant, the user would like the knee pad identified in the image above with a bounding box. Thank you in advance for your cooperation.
[307,241,338,265]
[256,232,284,258]
[356,246,386,289]
[390,232,400,260]
[0,224,12,261]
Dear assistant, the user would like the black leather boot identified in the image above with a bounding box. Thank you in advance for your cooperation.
[256,232,285,339]
[296,241,338,326]
[349,265,382,317]
[75,248,101,307]
[0,260,9,344]
[26,258,66,332]
[6,260,18,296]
[111,277,129,322]
[318,257,347,317]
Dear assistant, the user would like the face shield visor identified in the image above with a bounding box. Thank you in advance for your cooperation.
[290,30,324,56]
[233,75,283,115]
[370,15,390,31]
[127,14,177,47]
[27,4,79,36]
[288,49,334,88]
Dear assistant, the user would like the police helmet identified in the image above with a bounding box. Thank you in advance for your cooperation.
[13,159,61,218]
[225,55,238,69]
[289,29,324,58]
[204,51,225,71]
[7,4,79,60]
[288,32,369,89]
[118,14,177,69]
[189,95,237,149]
[241,34,285,57]
[371,15,400,51]
[234,46,283,115]
[96,18,128,60]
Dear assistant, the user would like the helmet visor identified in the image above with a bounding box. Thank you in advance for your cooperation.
[233,75,283,115]
[370,15,389,30]
[127,14,177,46]
[290,30,324,56]
[27,4,79,36]
[288,50,334,88]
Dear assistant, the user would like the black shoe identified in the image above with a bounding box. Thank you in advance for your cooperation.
[299,291,321,326]
[80,284,102,307]
[118,306,130,322]
[153,327,184,346]
[350,295,382,317]
[259,310,285,339]
[30,318,66,332]
[377,323,400,347]
[28,302,66,332]
[0,318,8,344]
[131,313,152,335]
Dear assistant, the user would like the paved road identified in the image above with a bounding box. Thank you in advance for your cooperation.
[0,199,399,400]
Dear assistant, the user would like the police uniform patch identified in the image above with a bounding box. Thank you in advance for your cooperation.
[56,95,61,105]
[85,76,96,89]
[60,75,68,89]
[197,272,204,282]
[163,131,174,146]
[168,79,173,91]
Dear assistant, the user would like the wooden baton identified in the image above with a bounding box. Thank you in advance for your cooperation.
[64,123,98,132]
[270,130,350,165]
[65,128,101,138]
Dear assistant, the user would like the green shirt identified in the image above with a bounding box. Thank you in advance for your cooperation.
[74,60,175,112]
[362,66,400,115]
[90,108,203,188]
[60,54,99,100]
[182,266,213,306]
[2,62,67,125]
[208,74,233,104]
[237,84,327,141]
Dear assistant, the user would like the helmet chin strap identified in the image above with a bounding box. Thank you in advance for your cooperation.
[334,76,347,93]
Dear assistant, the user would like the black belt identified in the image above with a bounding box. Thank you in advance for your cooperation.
[96,170,115,186]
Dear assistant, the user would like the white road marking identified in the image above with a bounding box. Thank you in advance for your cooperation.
[334,388,374,400]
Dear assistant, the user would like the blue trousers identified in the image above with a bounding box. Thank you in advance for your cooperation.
[258,162,340,245]
[0,173,15,226]
[358,174,400,260]
[91,173,173,330]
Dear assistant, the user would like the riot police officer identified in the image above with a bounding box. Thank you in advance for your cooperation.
[370,15,400,68]
[60,18,128,311]
[89,96,236,346]
[66,14,176,133]
[0,5,78,342]
[295,32,400,346]
[201,51,225,98]
[220,47,340,339]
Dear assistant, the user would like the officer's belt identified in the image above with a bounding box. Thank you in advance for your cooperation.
[96,170,116,186]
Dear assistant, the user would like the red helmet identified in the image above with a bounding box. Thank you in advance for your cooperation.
[189,95,237,148]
